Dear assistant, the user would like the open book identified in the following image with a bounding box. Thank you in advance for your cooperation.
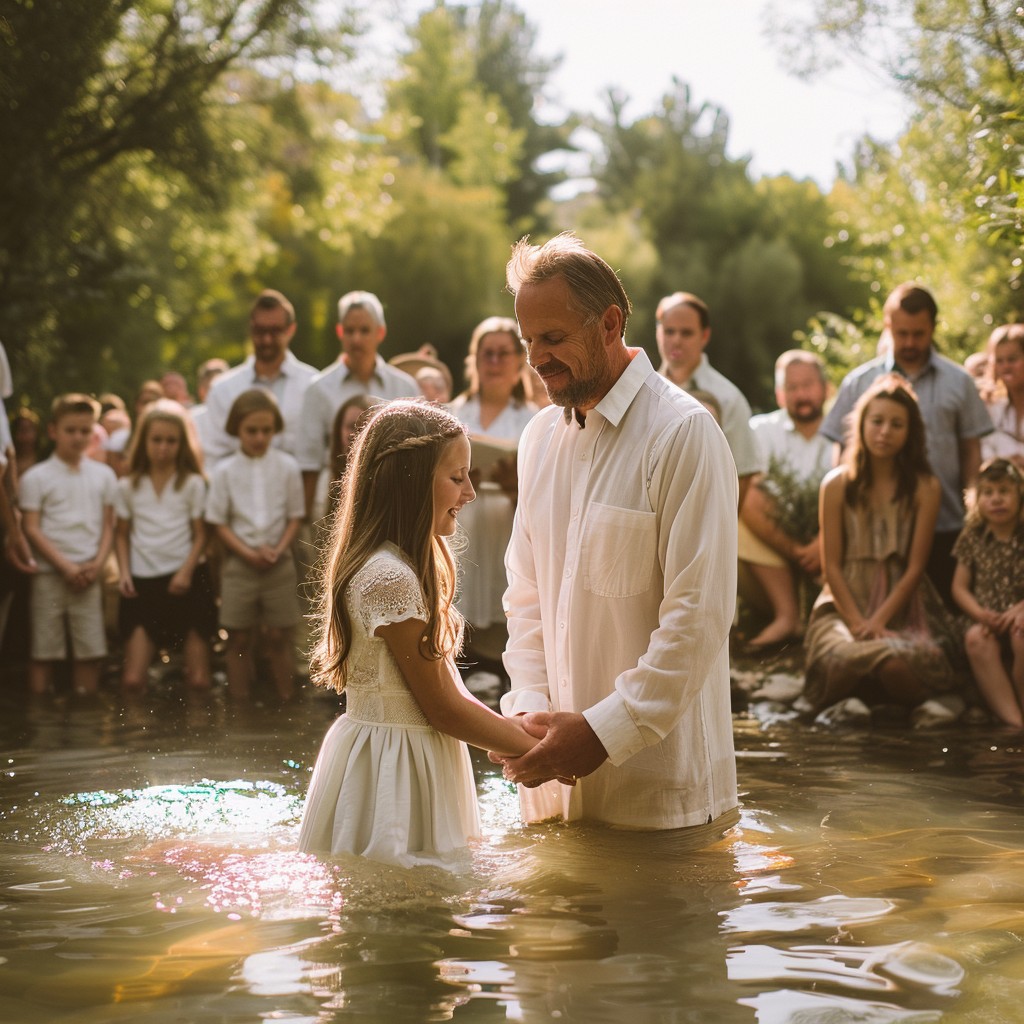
[470,434,518,479]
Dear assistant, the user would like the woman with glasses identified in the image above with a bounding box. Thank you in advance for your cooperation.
[448,317,539,662]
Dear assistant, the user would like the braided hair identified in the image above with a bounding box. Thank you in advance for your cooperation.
[310,399,468,691]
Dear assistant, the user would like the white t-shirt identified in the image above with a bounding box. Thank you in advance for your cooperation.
[18,455,118,571]
[114,473,207,577]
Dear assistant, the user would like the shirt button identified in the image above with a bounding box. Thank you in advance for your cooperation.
[559,622,565,630]
[564,569,571,579]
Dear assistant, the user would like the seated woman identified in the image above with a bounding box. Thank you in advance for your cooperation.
[804,374,963,727]
[448,317,537,656]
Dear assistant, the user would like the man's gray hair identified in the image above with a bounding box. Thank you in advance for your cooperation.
[774,349,826,392]
[338,290,385,328]
[506,232,632,335]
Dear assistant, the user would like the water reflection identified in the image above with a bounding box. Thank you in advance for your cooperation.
[3,694,1024,1020]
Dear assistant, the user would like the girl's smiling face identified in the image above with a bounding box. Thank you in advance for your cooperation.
[861,397,909,460]
[432,435,475,537]
[238,410,277,458]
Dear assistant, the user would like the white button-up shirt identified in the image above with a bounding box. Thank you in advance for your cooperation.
[750,408,834,484]
[205,448,305,548]
[501,348,738,830]
[203,351,318,467]
[296,356,419,472]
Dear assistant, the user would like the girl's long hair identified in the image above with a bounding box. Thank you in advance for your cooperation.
[310,400,467,692]
[125,399,202,489]
[326,394,379,516]
[843,374,931,507]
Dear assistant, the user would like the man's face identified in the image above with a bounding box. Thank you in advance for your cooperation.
[514,276,608,410]
[338,307,385,366]
[250,307,295,364]
[886,308,933,373]
[656,302,709,380]
[778,362,826,424]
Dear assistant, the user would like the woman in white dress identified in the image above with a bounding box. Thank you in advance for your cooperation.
[448,317,538,648]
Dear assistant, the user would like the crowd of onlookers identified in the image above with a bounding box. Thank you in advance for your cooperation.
[1,281,1022,729]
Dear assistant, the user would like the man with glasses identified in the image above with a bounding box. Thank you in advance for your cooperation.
[203,290,318,468]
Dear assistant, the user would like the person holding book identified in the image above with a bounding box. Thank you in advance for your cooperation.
[448,317,538,648]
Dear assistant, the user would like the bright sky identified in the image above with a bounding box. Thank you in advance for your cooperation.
[366,0,911,189]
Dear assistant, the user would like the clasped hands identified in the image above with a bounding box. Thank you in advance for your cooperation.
[488,710,608,788]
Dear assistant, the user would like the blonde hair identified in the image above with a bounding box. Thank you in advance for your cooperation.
[310,400,467,692]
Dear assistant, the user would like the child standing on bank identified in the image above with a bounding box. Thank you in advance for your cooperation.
[19,394,118,697]
[951,458,1024,726]
[298,400,537,870]
[205,389,304,703]
[114,400,216,693]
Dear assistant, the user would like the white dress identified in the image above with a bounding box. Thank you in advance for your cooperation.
[297,544,480,870]
[448,396,537,627]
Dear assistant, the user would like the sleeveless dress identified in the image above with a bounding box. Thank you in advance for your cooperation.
[803,497,961,711]
[297,544,480,870]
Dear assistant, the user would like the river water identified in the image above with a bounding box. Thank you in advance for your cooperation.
[2,684,1024,1023]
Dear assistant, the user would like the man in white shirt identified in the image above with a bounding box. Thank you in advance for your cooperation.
[656,291,761,508]
[494,234,738,837]
[296,291,419,514]
[739,350,834,650]
[203,290,317,469]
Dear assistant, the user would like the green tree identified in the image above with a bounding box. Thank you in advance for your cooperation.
[589,80,869,408]
[772,0,1024,308]
[0,0,352,406]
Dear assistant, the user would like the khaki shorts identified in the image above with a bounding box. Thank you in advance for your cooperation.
[219,553,300,631]
[737,518,787,568]
[30,572,107,661]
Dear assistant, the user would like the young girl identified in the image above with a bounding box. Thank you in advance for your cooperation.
[803,374,961,723]
[310,393,379,524]
[114,399,215,692]
[951,458,1024,726]
[298,400,537,870]
[205,389,305,703]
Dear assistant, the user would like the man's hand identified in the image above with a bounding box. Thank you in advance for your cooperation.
[490,711,609,788]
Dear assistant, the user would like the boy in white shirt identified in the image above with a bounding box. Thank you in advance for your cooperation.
[19,394,117,697]
[205,389,305,702]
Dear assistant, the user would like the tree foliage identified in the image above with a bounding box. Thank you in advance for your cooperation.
[772,0,1024,333]
[0,0,352,403]
[588,80,869,408]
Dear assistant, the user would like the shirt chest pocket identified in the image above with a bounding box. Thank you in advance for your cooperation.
[582,503,657,598]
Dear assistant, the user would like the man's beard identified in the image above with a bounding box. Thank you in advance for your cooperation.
[789,403,823,424]
[541,368,604,409]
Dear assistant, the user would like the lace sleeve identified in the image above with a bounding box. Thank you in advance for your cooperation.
[351,554,429,636]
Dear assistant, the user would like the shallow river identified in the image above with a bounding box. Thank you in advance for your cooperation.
[2,686,1024,1023]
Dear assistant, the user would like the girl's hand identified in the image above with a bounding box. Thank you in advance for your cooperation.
[119,574,137,598]
[984,608,1009,634]
[168,567,192,595]
[853,615,893,641]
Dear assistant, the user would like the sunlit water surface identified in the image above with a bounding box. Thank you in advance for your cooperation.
[2,691,1024,1023]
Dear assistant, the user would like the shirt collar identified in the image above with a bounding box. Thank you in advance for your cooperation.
[883,349,935,379]
[560,347,652,429]
[339,354,385,383]
[247,349,297,382]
